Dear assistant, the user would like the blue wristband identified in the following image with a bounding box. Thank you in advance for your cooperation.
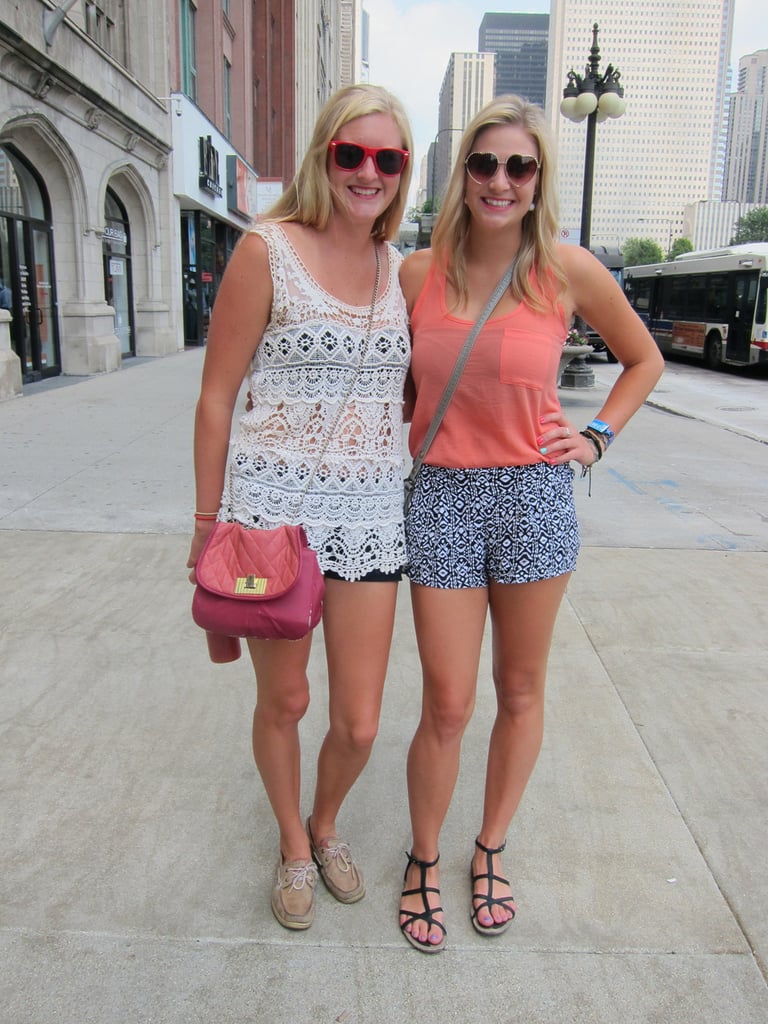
[586,418,614,447]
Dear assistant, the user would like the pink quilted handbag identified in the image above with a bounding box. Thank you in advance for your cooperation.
[192,522,325,662]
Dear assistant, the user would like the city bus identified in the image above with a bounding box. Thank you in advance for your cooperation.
[623,244,768,370]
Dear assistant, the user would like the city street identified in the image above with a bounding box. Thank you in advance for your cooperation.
[567,356,768,550]
[1,349,767,1024]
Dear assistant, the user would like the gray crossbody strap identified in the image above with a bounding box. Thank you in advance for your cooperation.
[406,259,517,488]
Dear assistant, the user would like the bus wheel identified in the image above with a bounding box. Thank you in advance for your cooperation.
[705,332,723,370]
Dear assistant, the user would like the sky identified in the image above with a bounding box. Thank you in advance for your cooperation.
[365,0,768,191]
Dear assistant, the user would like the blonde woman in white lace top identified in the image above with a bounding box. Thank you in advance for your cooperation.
[187,85,413,931]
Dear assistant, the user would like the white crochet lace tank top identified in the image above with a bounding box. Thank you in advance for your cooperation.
[221,222,410,581]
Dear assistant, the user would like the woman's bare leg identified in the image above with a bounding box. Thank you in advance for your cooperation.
[400,583,488,946]
[247,634,313,862]
[471,573,570,928]
[310,578,398,838]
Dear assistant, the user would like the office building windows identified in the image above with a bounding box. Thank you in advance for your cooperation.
[180,0,198,102]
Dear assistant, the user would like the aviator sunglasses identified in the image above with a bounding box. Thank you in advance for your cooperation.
[329,141,410,177]
[465,151,540,186]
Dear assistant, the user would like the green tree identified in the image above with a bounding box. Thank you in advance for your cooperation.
[667,237,694,261]
[731,206,768,244]
[623,237,664,266]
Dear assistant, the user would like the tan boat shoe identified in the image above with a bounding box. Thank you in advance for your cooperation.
[271,855,318,930]
[306,816,366,904]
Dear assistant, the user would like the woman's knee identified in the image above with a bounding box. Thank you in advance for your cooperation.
[422,685,475,741]
[329,713,380,755]
[493,668,544,717]
[254,679,310,727]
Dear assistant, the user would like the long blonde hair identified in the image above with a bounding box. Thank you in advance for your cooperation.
[264,84,413,241]
[431,95,567,311]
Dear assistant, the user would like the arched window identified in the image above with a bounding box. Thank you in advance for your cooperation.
[102,187,135,357]
[0,145,60,380]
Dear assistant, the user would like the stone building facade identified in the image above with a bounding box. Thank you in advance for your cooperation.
[0,1,358,400]
[0,0,178,398]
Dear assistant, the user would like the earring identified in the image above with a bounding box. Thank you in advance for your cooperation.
[529,201,536,212]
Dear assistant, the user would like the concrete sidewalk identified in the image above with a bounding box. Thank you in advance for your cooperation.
[1,350,767,1023]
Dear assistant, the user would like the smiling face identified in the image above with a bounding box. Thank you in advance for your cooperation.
[328,112,406,228]
[463,122,540,234]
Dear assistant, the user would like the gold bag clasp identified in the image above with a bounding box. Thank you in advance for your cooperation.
[235,575,267,595]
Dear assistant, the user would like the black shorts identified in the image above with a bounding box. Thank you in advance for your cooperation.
[324,568,402,583]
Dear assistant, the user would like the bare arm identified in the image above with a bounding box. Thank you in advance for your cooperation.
[187,232,273,573]
[538,245,664,466]
[561,244,664,434]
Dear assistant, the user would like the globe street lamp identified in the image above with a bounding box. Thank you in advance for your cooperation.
[560,23,626,250]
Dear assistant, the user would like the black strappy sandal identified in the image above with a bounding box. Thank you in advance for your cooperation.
[471,838,516,937]
[399,852,447,954]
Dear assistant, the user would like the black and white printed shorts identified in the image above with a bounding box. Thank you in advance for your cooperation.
[405,463,580,589]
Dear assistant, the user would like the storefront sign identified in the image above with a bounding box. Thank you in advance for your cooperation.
[254,178,284,214]
[226,155,257,219]
[199,136,223,197]
[103,225,127,244]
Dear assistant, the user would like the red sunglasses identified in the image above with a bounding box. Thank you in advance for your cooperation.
[329,141,410,177]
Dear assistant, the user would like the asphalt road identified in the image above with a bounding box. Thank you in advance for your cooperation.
[565,356,768,551]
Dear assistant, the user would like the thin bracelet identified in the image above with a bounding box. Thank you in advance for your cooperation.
[194,512,219,521]
[579,431,602,463]
[582,426,608,453]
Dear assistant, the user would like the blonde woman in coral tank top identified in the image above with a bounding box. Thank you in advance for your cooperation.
[397,96,664,953]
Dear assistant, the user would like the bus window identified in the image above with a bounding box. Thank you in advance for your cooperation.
[662,278,674,317]
[660,277,680,318]
[705,274,727,319]
[687,275,707,319]
[631,277,653,314]
[756,278,767,326]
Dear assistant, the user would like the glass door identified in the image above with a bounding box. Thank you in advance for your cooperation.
[726,272,758,364]
[0,145,60,381]
[103,189,135,357]
[33,228,57,370]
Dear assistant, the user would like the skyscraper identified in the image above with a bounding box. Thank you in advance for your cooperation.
[479,12,549,107]
[722,49,768,205]
[545,0,734,251]
[431,51,495,204]
[340,0,369,85]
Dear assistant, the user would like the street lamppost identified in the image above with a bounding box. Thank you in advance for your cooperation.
[560,23,626,250]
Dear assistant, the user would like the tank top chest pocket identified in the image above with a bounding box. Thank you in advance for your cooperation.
[499,327,559,390]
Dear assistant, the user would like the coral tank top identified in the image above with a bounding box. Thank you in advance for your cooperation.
[409,263,568,468]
